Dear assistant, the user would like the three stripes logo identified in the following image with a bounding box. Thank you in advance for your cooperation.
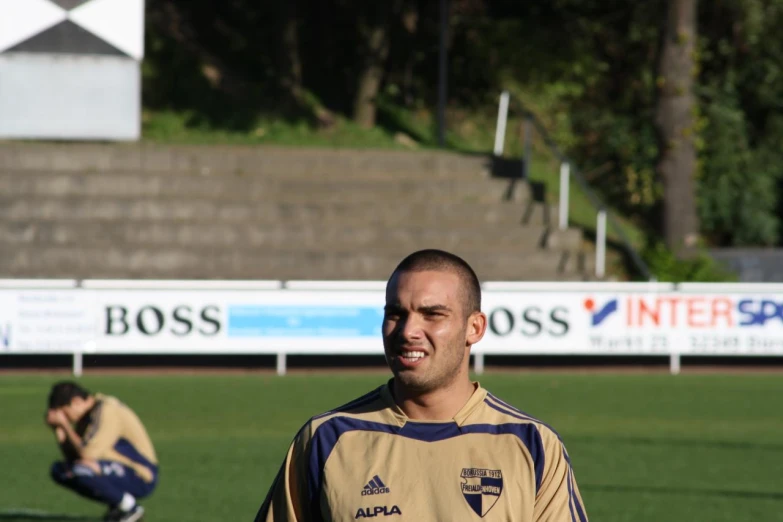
[361,475,390,496]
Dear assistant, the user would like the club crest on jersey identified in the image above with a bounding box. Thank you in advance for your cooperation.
[460,468,503,517]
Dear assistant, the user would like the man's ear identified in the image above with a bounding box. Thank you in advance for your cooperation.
[466,311,487,346]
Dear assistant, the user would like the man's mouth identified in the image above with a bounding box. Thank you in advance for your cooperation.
[399,350,426,363]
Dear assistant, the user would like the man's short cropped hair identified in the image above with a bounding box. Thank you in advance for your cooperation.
[389,249,482,315]
[48,381,91,409]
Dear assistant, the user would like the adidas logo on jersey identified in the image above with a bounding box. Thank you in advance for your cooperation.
[361,475,390,496]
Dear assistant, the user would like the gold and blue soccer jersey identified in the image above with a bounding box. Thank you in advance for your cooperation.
[75,394,158,483]
[255,382,587,522]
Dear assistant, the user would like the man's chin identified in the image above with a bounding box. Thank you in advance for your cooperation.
[392,370,434,393]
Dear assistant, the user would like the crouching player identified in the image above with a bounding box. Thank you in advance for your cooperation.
[45,381,159,522]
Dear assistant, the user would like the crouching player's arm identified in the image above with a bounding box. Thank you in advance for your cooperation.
[254,425,314,522]
[47,406,119,475]
[45,409,80,463]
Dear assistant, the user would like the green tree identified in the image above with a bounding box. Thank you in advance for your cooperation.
[696,0,783,246]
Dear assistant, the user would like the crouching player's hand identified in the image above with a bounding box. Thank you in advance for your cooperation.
[45,408,61,428]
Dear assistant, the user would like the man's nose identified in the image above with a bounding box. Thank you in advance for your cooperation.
[400,314,424,340]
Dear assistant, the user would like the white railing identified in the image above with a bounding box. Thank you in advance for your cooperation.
[3,279,782,376]
[493,90,652,281]
[558,162,570,231]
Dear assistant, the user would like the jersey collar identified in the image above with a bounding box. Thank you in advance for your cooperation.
[379,380,487,428]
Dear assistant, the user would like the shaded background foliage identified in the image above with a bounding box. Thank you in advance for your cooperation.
[142,0,783,250]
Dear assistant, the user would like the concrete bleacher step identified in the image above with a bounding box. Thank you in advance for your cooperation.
[0,220,582,252]
[1,245,592,281]
[0,144,493,178]
[0,197,559,228]
[0,172,531,204]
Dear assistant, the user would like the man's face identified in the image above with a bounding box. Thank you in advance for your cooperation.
[383,269,476,393]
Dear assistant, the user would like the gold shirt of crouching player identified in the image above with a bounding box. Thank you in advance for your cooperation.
[254,249,588,522]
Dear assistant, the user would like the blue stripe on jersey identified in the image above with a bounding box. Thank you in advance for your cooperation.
[566,464,578,522]
[485,397,585,521]
[311,389,382,420]
[485,395,570,451]
[402,420,461,439]
[114,438,158,477]
[307,416,545,513]
[486,393,562,437]
[568,464,588,522]
[373,475,386,488]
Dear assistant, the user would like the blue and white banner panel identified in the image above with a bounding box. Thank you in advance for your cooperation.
[93,289,386,354]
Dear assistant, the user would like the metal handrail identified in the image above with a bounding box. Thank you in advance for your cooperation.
[494,91,653,281]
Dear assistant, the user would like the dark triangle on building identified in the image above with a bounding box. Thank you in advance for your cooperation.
[49,0,93,10]
[7,20,128,57]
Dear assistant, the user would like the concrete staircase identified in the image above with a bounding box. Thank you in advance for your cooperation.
[0,144,593,282]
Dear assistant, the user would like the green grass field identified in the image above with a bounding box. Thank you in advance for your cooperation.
[1,372,782,522]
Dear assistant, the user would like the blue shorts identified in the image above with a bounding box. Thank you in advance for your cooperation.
[51,460,158,507]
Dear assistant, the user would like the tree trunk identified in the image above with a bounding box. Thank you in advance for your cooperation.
[655,0,700,258]
[281,0,303,92]
[353,10,391,128]
[401,3,419,107]
[278,0,335,128]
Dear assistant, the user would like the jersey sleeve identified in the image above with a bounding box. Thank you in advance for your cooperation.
[533,427,588,522]
[254,423,314,522]
[80,401,121,460]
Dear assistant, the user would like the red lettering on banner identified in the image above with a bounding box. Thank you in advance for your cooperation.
[665,297,680,325]
[686,298,706,327]
[621,295,735,329]
[711,298,734,327]
[638,298,660,326]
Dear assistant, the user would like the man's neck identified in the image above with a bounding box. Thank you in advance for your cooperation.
[392,377,476,421]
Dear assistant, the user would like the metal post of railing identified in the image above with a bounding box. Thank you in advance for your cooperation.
[73,352,83,377]
[493,91,510,156]
[596,209,607,278]
[670,352,681,375]
[559,162,570,230]
[522,115,532,179]
[474,353,485,375]
[276,353,287,376]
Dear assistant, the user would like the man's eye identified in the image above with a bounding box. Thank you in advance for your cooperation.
[424,310,445,318]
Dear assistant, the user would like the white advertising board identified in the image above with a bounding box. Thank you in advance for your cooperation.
[1,282,782,358]
[480,289,783,356]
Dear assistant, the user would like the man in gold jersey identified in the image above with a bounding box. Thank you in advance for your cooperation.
[255,249,588,521]
[45,381,159,522]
